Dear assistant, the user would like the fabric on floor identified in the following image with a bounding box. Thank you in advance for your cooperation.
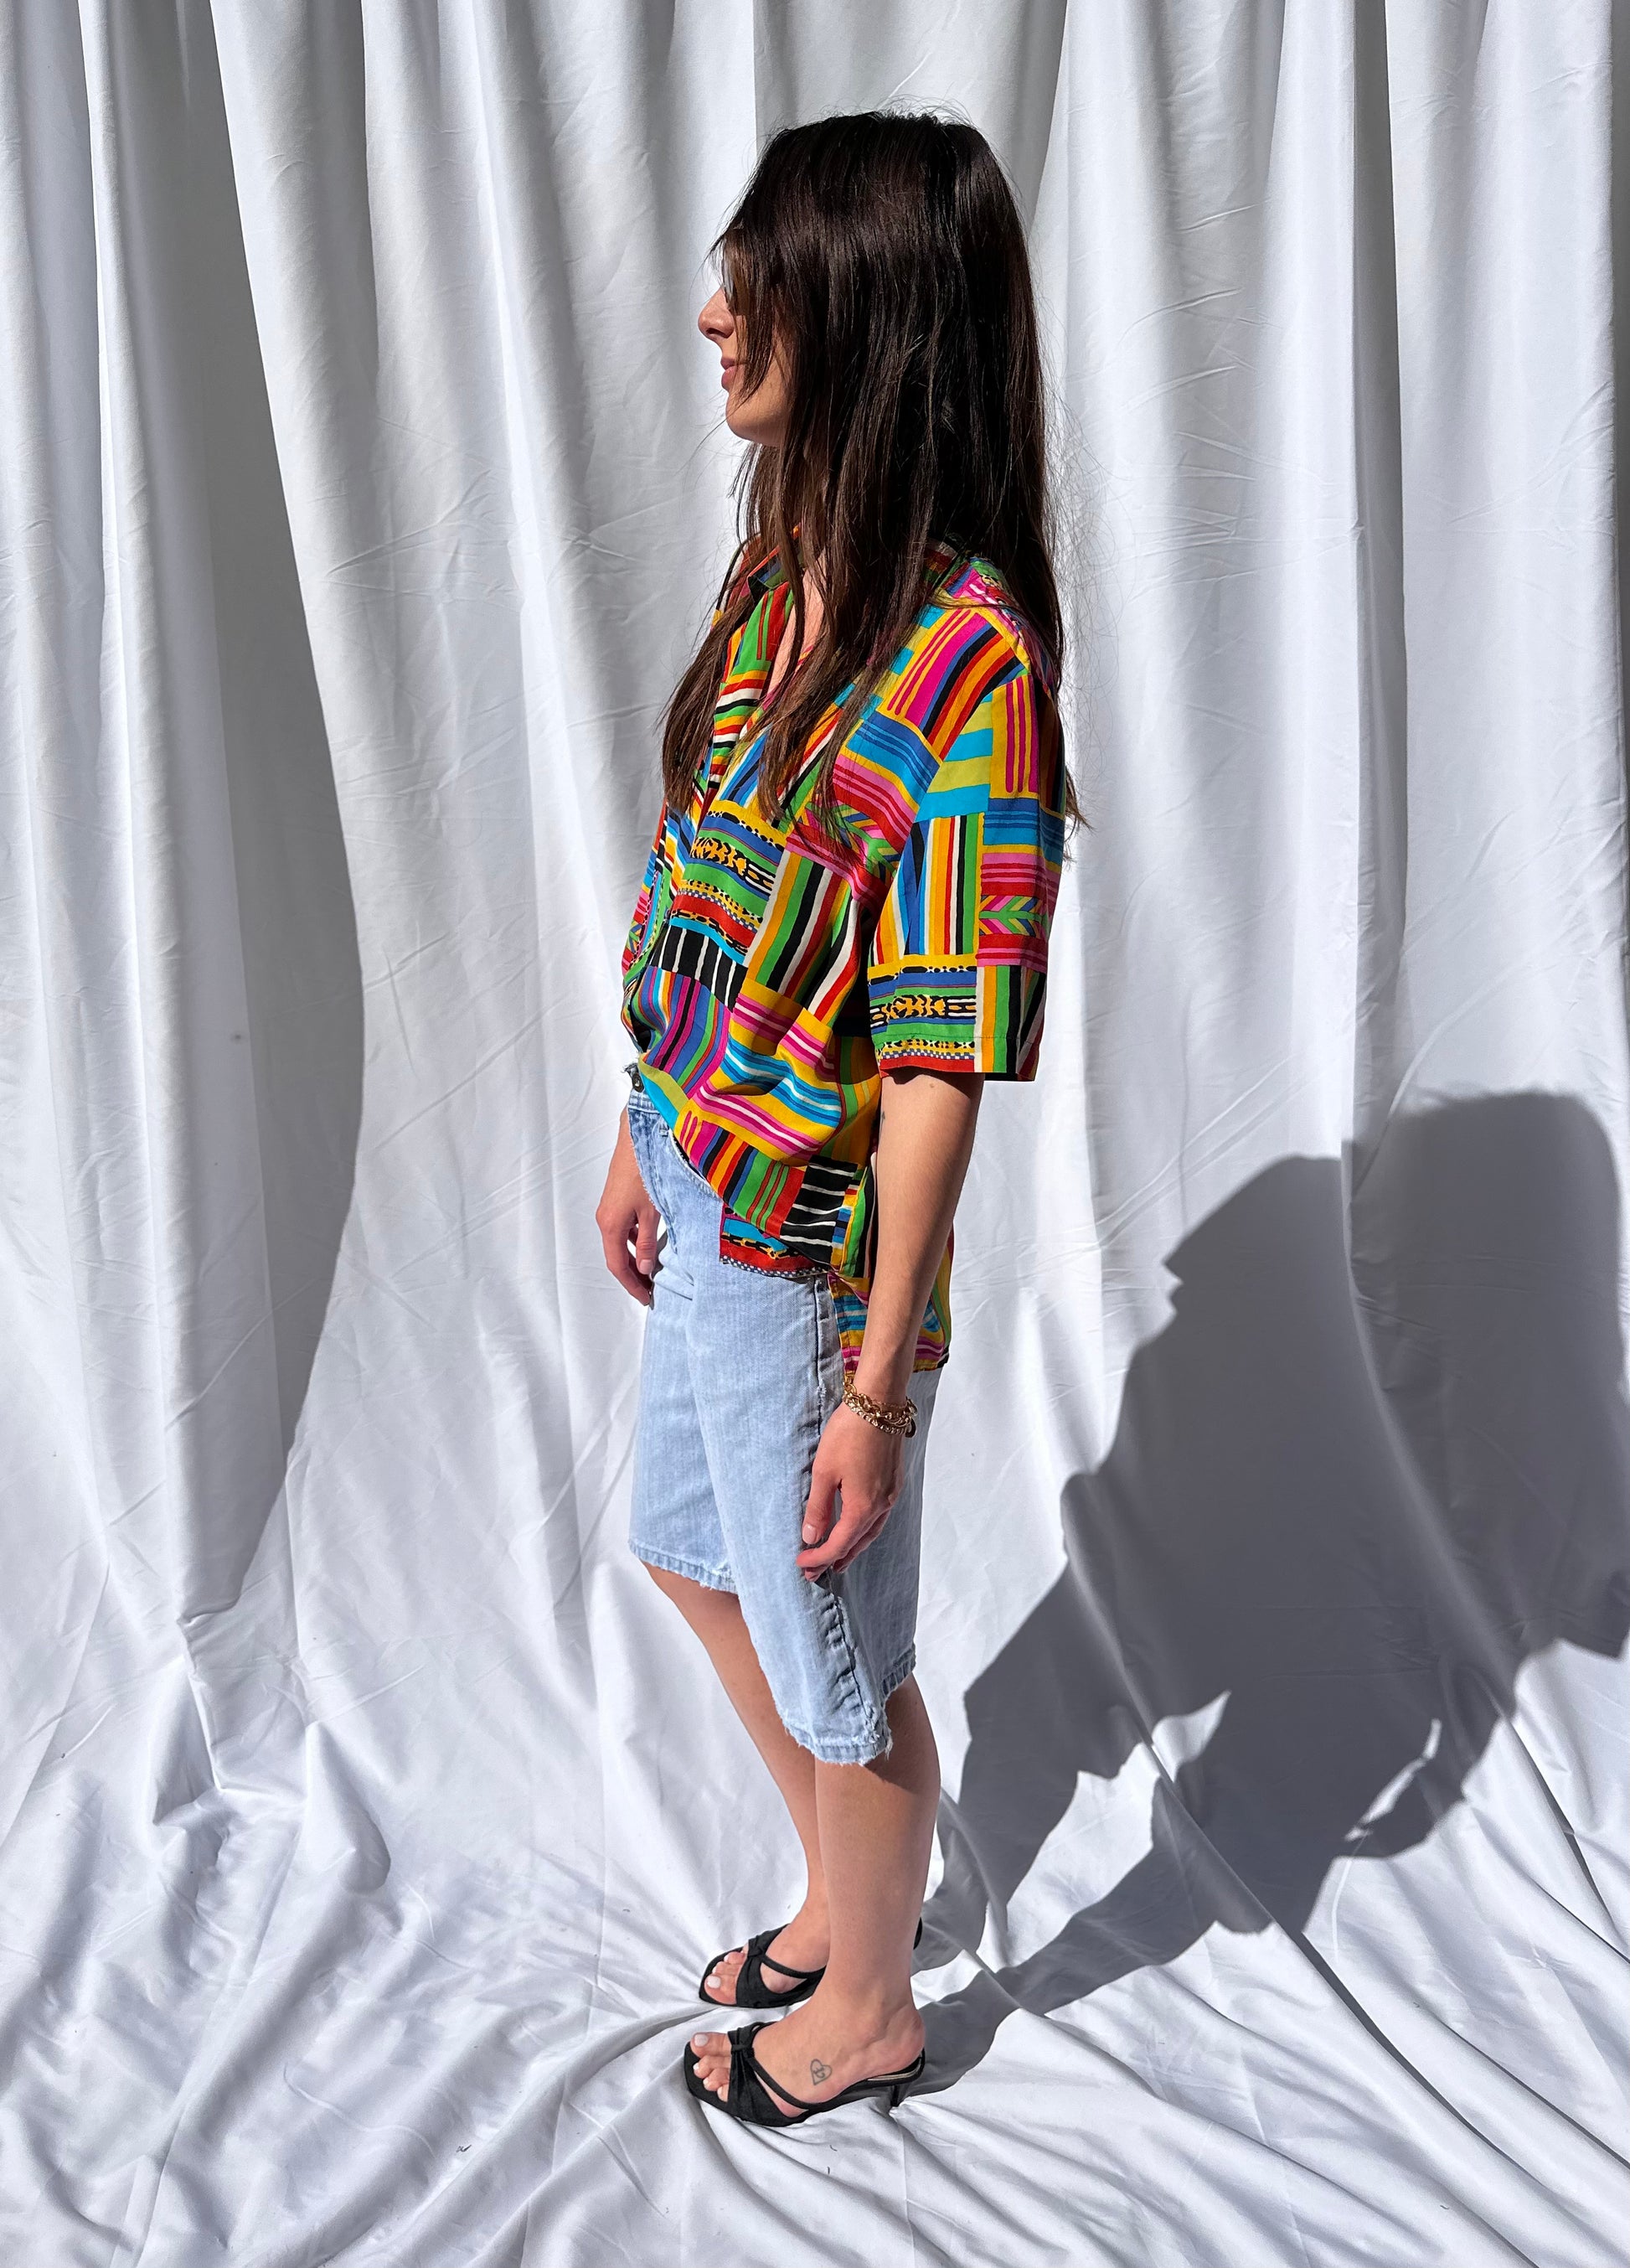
[0,3,1625,2262]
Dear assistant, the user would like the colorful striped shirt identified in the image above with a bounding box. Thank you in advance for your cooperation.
[620,535,1065,1372]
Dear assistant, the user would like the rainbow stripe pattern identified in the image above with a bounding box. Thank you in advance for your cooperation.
[620,536,1064,1373]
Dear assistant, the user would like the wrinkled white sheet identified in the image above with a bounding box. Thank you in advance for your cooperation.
[1,3,1627,2262]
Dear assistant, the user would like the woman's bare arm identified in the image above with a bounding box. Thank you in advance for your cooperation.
[797,1068,983,1577]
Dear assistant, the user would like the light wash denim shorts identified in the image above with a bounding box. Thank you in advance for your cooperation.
[625,1086,940,1765]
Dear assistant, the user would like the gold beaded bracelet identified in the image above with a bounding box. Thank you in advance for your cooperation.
[841,1377,917,1437]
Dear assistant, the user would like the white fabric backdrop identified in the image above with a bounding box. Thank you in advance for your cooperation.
[2,3,1627,2262]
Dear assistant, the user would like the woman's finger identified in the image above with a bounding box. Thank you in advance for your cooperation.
[801,1464,840,1551]
[633,1200,661,1280]
[798,1497,883,1573]
[601,1213,654,1304]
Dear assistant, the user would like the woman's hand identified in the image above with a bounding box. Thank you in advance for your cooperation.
[797,1403,906,1578]
[596,1111,661,1304]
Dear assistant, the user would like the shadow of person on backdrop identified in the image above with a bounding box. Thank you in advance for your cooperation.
[919,1092,1630,2087]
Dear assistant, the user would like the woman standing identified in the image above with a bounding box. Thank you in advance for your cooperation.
[596,111,1073,2130]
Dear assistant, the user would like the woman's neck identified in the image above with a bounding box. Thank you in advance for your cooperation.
[765,569,823,702]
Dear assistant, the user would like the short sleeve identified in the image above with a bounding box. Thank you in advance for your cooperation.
[866,651,1063,1079]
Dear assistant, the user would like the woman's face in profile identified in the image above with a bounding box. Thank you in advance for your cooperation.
[698,282,789,447]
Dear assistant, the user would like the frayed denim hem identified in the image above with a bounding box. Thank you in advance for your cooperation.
[780,1644,918,1765]
[632,1542,737,1595]
[780,1718,892,1765]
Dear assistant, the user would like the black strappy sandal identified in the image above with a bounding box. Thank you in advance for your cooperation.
[683,2019,925,2126]
[698,1924,823,2010]
[698,1916,923,2010]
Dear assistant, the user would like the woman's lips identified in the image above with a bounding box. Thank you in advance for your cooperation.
[720,361,737,389]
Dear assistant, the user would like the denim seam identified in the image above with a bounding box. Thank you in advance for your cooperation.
[877,1642,916,1703]
[804,1279,883,1748]
[813,1582,869,1722]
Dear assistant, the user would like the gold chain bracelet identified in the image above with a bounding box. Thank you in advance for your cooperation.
[841,1378,917,1437]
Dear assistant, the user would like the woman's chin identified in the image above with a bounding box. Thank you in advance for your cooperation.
[723,401,782,448]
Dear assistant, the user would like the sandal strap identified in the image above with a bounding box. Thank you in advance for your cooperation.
[741,2033,925,2118]
[742,2036,821,2116]
[723,1924,823,2009]
[726,2024,802,2126]
[747,1926,823,1984]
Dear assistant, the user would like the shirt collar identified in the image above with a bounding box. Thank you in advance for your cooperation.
[745,546,785,598]
[740,535,1059,694]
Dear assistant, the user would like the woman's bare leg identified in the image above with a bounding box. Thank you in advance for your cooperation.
[643,1563,830,2000]
[691,1674,939,2102]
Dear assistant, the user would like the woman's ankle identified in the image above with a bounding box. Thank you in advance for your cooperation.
[774,1899,829,1953]
[809,1971,921,2035]
[790,1882,829,1930]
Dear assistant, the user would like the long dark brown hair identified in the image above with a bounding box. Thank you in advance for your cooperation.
[661,111,1078,840]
